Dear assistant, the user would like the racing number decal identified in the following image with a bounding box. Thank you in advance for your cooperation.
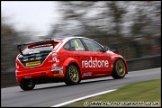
[50,46,53,49]
[74,40,79,47]
[72,39,85,51]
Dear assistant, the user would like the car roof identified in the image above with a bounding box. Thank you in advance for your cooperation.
[58,36,91,42]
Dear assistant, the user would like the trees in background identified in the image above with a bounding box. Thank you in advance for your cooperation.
[1,16,18,72]
[1,15,34,72]
[49,1,161,59]
[1,1,160,72]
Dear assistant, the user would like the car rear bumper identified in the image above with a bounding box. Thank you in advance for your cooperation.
[16,66,65,83]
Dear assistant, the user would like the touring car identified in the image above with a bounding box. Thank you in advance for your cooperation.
[15,37,128,90]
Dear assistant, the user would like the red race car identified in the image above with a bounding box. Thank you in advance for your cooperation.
[15,37,128,90]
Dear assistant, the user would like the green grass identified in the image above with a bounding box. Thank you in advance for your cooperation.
[64,79,161,107]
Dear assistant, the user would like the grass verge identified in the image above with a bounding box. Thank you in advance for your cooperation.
[64,79,161,107]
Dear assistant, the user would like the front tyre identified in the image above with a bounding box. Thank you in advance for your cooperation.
[65,64,81,85]
[112,59,126,79]
[19,79,35,91]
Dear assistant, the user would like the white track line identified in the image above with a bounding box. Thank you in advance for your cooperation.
[51,89,117,107]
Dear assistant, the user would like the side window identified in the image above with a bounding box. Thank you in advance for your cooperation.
[82,39,103,52]
[64,41,70,50]
[70,39,85,51]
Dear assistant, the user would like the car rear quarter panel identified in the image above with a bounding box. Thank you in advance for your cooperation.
[57,48,82,75]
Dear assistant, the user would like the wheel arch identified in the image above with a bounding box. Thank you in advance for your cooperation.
[63,58,82,77]
[114,57,128,74]
[69,62,82,78]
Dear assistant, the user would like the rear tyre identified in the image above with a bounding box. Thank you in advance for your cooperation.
[112,59,126,79]
[65,64,81,85]
[19,79,35,91]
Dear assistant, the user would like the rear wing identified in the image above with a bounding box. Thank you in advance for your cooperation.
[17,40,54,55]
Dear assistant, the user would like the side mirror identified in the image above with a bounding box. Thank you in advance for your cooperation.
[103,46,109,52]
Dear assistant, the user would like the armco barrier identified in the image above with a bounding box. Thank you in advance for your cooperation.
[1,72,18,88]
[127,55,161,71]
[1,55,161,88]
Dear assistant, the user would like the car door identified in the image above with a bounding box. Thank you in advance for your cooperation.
[69,38,90,72]
[81,38,111,77]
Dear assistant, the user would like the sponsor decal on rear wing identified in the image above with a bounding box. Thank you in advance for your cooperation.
[17,40,54,55]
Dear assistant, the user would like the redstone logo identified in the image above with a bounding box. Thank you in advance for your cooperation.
[82,57,109,68]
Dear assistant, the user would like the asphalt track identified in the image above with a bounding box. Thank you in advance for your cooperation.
[1,67,161,107]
